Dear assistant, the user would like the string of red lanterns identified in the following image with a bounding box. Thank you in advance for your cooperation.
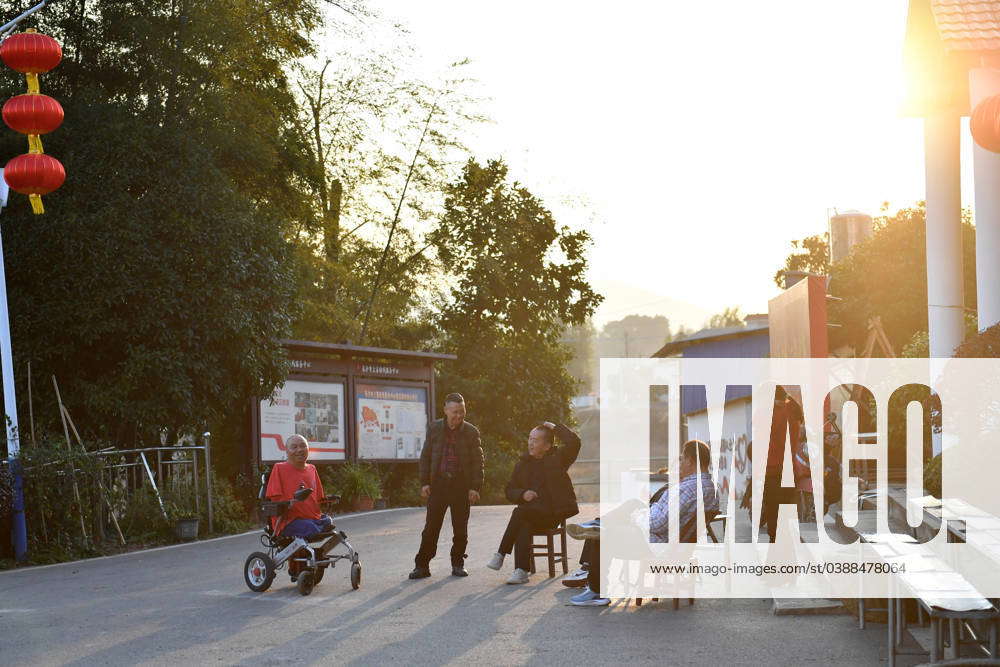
[0,29,65,214]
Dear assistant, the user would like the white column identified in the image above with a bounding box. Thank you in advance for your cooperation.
[924,112,965,357]
[971,68,1000,332]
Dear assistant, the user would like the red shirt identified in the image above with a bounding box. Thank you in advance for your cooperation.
[265,462,325,535]
[438,425,460,476]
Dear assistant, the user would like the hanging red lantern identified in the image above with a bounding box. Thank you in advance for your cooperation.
[2,94,62,135]
[0,31,65,214]
[971,94,1000,154]
[0,32,61,75]
[4,153,65,196]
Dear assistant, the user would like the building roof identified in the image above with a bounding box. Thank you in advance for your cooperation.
[281,339,457,362]
[932,0,1000,52]
[901,0,976,116]
[651,320,769,358]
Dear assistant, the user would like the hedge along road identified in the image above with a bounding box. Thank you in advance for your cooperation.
[0,504,899,666]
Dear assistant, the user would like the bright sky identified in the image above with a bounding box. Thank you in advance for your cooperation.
[362,0,977,326]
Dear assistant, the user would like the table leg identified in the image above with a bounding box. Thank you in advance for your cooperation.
[888,597,896,667]
[932,618,941,663]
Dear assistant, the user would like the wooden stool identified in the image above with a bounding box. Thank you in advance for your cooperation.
[529,521,568,578]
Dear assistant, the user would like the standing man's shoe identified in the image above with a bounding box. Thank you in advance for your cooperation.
[451,565,469,577]
[506,568,530,584]
[486,552,505,570]
[408,566,431,579]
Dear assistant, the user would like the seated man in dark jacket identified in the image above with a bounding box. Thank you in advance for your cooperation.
[486,421,581,584]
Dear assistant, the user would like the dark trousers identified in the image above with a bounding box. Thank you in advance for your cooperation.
[761,467,797,542]
[580,537,595,568]
[415,478,470,568]
[498,504,559,571]
[585,538,601,592]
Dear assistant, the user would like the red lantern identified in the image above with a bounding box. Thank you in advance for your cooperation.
[0,32,61,74]
[4,153,65,195]
[2,94,63,135]
[971,94,1000,153]
[0,32,66,213]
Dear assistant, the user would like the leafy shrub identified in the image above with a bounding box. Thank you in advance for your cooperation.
[207,476,253,535]
[391,474,424,507]
[481,439,517,505]
[329,462,381,503]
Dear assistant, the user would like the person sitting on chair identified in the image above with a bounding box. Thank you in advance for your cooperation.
[567,439,719,606]
[486,421,581,584]
[265,434,333,540]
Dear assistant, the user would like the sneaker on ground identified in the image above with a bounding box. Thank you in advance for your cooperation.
[561,568,589,587]
[570,593,610,607]
[567,523,600,540]
[579,518,601,528]
[570,586,596,603]
[486,552,505,570]
[506,568,530,584]
[408,566,431,579]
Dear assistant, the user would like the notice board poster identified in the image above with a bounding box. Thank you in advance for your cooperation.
[356,384,427,460]
[260,379,346,461]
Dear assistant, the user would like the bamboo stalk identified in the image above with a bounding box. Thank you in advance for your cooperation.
[62,405,125,546]
[52,375,87,541]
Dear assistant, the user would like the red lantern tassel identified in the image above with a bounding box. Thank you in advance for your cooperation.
[28,194,43,214]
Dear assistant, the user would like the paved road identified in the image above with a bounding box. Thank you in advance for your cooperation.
[0,505,909,666]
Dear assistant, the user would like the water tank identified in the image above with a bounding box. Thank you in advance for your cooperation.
[829,211,873,264]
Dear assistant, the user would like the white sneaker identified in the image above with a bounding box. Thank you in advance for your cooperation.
[506,568,530,584]
[486,552,505,570]
[561,568,589,587]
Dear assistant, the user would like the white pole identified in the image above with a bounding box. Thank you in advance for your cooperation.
[971,67,1000,332]
[0,169,25,560]
[0,227,18,453]
[923,111,965,357]
[0,171,17,447]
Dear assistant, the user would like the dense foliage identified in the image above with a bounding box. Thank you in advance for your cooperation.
[431,159,601,456]
[777,204,977,355]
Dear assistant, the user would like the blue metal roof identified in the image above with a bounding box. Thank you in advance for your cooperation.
[676,329,769,415]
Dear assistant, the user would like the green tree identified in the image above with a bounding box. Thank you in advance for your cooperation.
[826,204,977,354]
[430,159,602,459]
[598,315,672,358]
[0,0,340,453]
[562,320,597,393]
[774,233,830,288]
[704,306,745,330]
[291,49,486,346]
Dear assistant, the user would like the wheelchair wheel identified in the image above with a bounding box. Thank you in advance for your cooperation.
[244,552,276,592]
[351,561,361,590]
[313,564,325,585]
[297,570,315,596]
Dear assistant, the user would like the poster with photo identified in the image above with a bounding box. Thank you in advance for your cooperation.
[260,379,345,461]
[356,384,427,460]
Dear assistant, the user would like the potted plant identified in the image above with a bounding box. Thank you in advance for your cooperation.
[335,463,382,512]
[166,502,200,540]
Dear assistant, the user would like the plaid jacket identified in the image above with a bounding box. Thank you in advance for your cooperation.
[647,472,719,543]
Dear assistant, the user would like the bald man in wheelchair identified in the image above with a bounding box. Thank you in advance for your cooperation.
[266,435,334,541]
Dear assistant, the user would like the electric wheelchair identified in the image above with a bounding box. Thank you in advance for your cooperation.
[243,469,361,596]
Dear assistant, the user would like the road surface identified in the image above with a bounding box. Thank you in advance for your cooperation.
[0,504,910,665]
